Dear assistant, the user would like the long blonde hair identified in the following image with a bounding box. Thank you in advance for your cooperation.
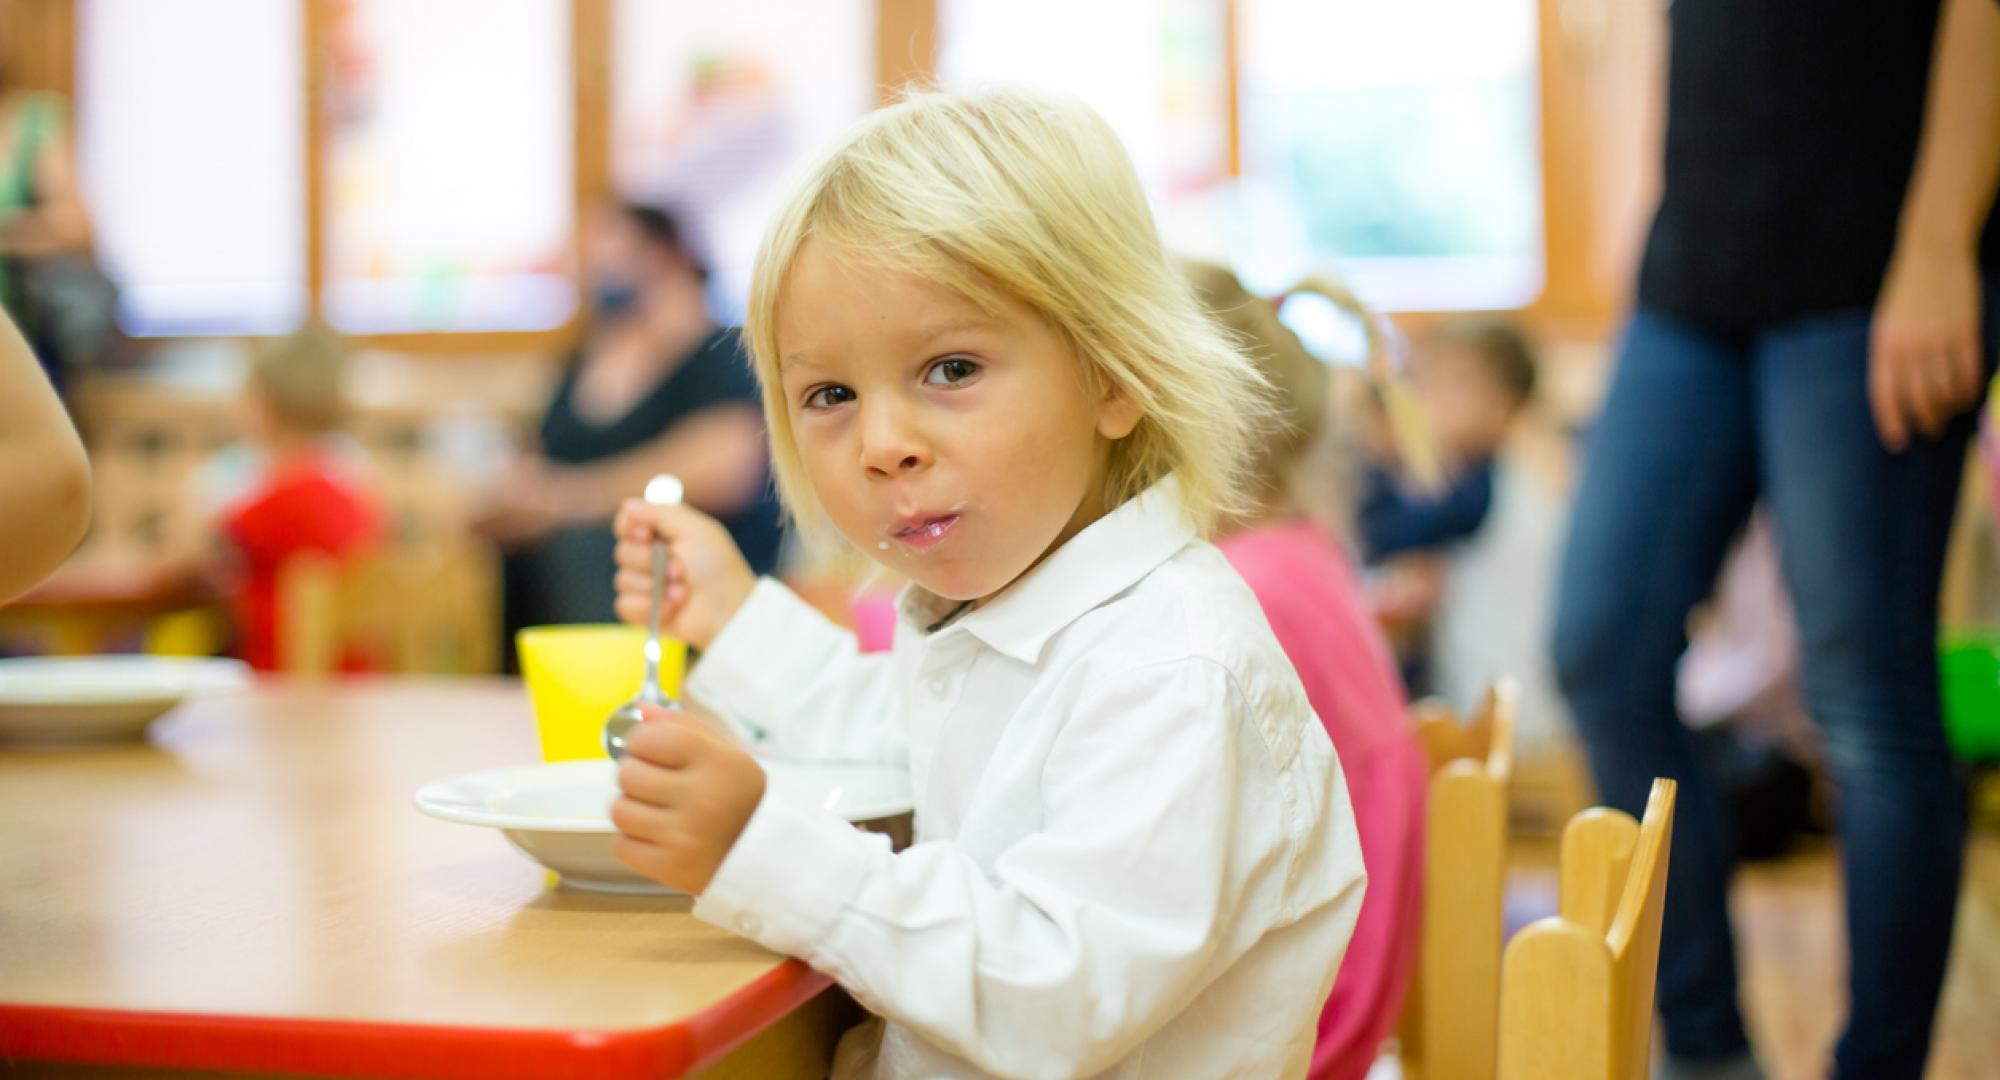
[744,87,1273,542]
[1180,262,1440,537]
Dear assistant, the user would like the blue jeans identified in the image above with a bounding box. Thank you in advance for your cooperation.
[1552,300,1995,1079]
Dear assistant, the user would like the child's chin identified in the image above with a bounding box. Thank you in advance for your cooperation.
[903,572,987,604]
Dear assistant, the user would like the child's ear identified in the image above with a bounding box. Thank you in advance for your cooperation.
[1096,380,1144,441]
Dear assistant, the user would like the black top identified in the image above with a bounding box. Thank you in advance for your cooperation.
[1637,0,2000,330]
[538,326,785,573]
[502,327,785,653]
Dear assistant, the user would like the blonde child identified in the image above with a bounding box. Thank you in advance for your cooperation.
[606,89,1365,1078]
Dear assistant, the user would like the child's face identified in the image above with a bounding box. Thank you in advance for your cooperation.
[1411,344,1519,462]
[775,242,1141,603]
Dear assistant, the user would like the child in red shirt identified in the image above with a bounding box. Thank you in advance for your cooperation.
[196,326,381,670]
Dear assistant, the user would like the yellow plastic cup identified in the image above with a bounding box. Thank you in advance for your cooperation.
[516,624,688,762]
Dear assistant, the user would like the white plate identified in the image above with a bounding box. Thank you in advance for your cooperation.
[414,758,913,894]
[0,656,251,745]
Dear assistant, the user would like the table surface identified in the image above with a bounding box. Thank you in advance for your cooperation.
[0,678,830,1078]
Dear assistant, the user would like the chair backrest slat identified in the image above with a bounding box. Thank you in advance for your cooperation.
[1408,679,1518,1080]
[1497,777,1677,1080]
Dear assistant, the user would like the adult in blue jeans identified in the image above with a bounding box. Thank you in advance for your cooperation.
[1551,1,2000,1078]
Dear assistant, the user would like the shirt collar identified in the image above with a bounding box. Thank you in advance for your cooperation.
[897,477,1197,665]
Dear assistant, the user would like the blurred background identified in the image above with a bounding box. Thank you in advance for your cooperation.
[0,0,1679,662]
[3,2,1999,1074]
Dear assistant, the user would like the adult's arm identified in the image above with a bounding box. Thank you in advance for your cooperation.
[1870,0,2000,450]
[550,402,766,522]
[0,309,90,603]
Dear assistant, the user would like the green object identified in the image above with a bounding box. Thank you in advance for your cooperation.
[1941,628,2000,760]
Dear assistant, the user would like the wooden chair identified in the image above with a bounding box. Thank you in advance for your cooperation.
[1497,777,1678,1080]
[278,541,499,678]
[1399,678,1518,1080]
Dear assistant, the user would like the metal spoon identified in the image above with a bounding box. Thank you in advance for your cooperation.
[604,473,685,760]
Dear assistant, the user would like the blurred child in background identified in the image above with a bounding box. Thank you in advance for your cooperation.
[1184,259,1426,1080]
[1357,319,1571,751]
[185,325,382,670]
[1357,319,1535,566]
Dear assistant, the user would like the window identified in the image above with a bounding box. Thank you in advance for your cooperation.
[78,0,307,336]
[612,0,873,318]
[937,0,1230,252]
[1234,0,1544,311]
[322,0,575,333]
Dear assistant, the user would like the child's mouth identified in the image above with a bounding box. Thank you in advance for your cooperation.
[891,514,960,550]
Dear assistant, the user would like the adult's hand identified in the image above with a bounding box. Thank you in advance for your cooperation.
[1869,242,1985,452]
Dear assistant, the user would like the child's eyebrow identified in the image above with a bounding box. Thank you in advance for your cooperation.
[781,314,998,374]
[912,314,996,348]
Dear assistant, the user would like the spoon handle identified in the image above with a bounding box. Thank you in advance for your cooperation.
[641,538,670,706]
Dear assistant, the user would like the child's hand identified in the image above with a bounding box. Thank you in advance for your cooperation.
[613,498,757,652]
[610,703,767,895]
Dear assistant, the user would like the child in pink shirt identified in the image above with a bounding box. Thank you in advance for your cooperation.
[1187,261,1428,1080]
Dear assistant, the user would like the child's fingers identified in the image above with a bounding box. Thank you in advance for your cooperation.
[610,793,675,838]
[614,500,655,542]
[616,499,712,546]
[613,539,656,574]
[614,594,647,626]
[614,568,651,597]
[610,832,677,884]
[624,708,703,768]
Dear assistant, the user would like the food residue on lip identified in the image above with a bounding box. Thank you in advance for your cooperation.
[894,514,959,550]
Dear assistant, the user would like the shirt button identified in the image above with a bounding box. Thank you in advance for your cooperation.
[736,913,763,937]
[927,679,949,697]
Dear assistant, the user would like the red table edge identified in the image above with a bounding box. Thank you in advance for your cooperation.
[0,959,833,1079]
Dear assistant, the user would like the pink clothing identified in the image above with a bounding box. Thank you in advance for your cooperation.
[1220,522,1426,1080]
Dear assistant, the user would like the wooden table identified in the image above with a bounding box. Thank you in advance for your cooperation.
[0,679,849,1079]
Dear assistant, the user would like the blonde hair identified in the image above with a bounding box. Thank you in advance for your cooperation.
[1180,262,1392,490]
[248,322,351,436]
[745,87,1271,542]
[1180,262,1422,540]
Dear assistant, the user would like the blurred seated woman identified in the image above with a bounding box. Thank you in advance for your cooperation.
[481,204,782,653]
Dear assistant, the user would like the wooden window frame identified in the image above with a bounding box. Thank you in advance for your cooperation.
[26,0,1616,351]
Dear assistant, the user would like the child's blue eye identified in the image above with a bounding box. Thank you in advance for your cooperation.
[804,384,856,409]
[924,358,980,386]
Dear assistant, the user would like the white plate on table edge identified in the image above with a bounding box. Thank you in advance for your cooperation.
[414,758,913,894]
[0,656,251,745]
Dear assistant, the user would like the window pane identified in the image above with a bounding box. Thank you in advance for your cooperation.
[78,0,306,336]
[611,0,873,319]
[938,0,1230,249]
[324,0,574,333]
[1237,0,1544,311]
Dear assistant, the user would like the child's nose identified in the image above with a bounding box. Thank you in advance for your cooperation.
[857,401,931,478]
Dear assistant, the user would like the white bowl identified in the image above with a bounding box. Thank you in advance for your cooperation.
[0,656,251,745]
[414,758,913,894]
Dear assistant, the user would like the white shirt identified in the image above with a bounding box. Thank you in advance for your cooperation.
[687,481,1367,1080]
[1431,458,1573,754]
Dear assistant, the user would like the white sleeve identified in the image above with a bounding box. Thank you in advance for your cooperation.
[692,657,1305,1080]
[685,577,906,764]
